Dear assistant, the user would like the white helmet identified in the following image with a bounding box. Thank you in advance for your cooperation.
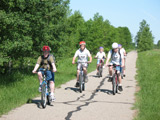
[112,42,118,49]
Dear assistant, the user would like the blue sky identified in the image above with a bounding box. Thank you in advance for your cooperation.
[69,0,160,44]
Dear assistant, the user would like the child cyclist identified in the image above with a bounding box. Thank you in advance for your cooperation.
[105,43,124,91]
[94,47,106,75]
[72,41,92,87]
[32,46,57,101]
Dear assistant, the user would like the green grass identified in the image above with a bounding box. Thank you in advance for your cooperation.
[0,57,97,116]
[135,49,160,120]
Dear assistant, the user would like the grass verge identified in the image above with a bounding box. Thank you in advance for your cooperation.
[135,49,160,120]
[0,57,97,116]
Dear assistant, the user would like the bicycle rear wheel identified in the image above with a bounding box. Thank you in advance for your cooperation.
[100,66,103,77]
[79,74,83,93]
[112,74,117,95]
[41,84,47,108]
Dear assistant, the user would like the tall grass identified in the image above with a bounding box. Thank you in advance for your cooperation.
[0,57,97,116]
[135,49,160,120]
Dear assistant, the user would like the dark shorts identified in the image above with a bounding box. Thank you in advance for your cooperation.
[39,68,55,82]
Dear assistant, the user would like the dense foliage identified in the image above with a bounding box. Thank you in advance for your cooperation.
[135,20,154,52]
[0,0,133,73]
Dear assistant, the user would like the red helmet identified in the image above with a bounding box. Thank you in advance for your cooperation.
[42,46,51,52]
[79,41,86,46]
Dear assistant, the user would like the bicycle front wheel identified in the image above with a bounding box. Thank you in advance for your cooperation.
[79,74,83,93]
[112,74,117,95]
[41,84,47,108]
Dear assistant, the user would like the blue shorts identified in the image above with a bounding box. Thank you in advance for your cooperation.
[39,68,55,82]
[115,66,123,73]
[109,62,123,73]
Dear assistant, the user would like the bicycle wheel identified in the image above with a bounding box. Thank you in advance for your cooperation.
[98,66,101,77]
[82,82,85,91]
[112,74,116,95]
[41,84,47,108]
[47,93,51,105]
[100,66,103,77]
[79,74,83,93]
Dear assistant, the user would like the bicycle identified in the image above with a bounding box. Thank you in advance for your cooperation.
[97,59,105,77]
[76,62,88,93]
[108,64,121,95]
[40,69,52,108]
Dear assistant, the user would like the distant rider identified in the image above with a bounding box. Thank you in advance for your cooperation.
[94,47,106,75]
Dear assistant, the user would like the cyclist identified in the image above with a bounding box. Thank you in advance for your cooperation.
[32,46,57,101]
[105,42,124,91]
[118,44,126,77]
[94,47,106,75]
[72,41,92,87]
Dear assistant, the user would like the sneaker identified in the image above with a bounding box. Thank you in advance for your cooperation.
[39,85,42,92]
[50,94,56,102]
[108,76,112,82]
[103,66,105,69]
[85,76,88,83]
[118,85,123,92]
[75,82,79,87]
[96,72,99,76]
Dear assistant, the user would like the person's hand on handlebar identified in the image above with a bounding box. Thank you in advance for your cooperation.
[72,61,75,64]
[87,61,92,64]
[32,70,37,74]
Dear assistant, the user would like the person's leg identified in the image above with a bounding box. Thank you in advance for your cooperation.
[77,70,80,81]
[109,65,113,76]
[116,66,123,91]
[37,71,43,84]
[50,81,55,93]
[83,67,87,75]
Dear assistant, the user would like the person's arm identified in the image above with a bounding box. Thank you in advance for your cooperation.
[32,56,41,73]
[121,51,124,67]
[87,50,92,63]
[72,50,78,64]
[88,55,92,63]
[52,63,57,72]
[94,52,98,58]
[72,56,76,64]
[121,58,124,67]
[123,48,127,56]
[32,64,40,73]
[105,51,111,66]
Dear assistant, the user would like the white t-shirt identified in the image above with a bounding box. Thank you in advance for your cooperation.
[74,48,91,62]
[95,52,106,60]
[107,50,124,65]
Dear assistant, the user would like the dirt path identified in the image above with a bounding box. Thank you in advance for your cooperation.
[0,51,137,120]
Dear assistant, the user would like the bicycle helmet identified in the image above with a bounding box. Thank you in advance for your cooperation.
[118,44,122,47]
[112,43,118,49]
[99,47,104,49]
[42,46,51,52]
[79,41,86,46]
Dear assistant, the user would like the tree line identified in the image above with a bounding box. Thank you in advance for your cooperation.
[0,0,133,73]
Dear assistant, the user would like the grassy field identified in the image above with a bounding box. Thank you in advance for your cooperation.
[0,57,97,116]
[135,49,160,120]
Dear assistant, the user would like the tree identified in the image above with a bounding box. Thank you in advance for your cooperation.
[135,20,154,52]
[157,40,160,49]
